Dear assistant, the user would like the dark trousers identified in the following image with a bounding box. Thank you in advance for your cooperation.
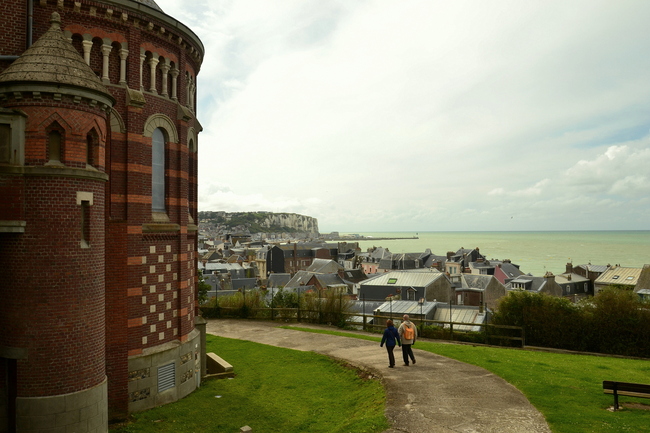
[386,345,396,367]
[402,344,415,365]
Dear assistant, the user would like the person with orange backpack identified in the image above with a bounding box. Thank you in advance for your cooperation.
[398,314,417,366]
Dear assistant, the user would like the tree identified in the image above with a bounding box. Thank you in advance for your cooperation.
[197,269,210,305]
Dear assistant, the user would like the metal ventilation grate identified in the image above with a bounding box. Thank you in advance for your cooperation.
[158,363,175,392]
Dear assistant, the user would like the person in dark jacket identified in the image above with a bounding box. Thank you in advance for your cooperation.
[380,319,401,368]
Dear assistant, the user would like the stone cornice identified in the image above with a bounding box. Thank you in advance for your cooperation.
[0,82,114,112]
[142,223,181,233]
[97,0,204,61]
[0,165,109,181]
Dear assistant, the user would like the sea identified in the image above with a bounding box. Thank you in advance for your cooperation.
[346,231,650,277]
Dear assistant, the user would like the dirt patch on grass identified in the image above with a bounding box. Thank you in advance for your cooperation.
[333,358,380,381]
[622,402,650,410]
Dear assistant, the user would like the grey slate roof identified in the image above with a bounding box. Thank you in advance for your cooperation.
[499,263,524,278]
[576,264,609,273]
[635,264,650,293]
[359,270,444,288]
[0,13,112,100]
[341,268,368,283]
[284,270,313,288]
[555,273,590,285]
[131,0,164,11]
[306,258,343,273]
[461,275,493,290]
[312,274,346,288]
[434,305,486,332]
[267,273,291,288]
[374,300,437,317]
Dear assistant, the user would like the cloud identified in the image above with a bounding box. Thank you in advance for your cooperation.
[156,0,650,231]
[564,139,650,197]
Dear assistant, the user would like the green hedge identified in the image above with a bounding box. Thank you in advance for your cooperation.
[200,288,354,327]
[491,288,650,357]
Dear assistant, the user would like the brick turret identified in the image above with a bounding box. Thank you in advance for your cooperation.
[0,1,204,431]
[0,11,113,431]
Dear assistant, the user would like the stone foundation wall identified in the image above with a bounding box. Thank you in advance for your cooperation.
[15,378,107,433]
[127,329,201,413]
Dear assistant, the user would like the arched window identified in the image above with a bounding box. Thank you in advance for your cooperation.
[152,128,166,211]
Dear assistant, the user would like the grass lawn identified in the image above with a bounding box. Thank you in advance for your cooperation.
[110,335,389,433]
[283,326,650,433]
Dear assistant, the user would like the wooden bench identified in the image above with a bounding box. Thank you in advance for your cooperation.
[602,381,650,410]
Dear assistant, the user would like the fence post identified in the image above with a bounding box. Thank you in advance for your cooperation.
[484,305,489,344]
[318,289,322,324]
[242,288,246,318]
[297,288,301,323]
[362,294,366,332]
[270,287,274,321]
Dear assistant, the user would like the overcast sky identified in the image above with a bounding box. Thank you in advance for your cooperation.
[156,0,650,233]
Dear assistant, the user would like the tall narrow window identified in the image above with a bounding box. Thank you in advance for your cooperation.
[0,124,11,163]
[80,200,90,248]
[188,138,194,215]
[86,130,97,166]
[77,192,93,248]
[152,128,166,211]
[48,130,62,162]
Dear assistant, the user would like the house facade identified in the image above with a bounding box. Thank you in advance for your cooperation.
[454,274,507,309]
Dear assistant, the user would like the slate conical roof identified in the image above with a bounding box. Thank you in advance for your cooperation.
[0,12,111,99]
[132,0,163,12]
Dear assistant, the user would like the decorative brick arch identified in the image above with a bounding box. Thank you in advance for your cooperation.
[83,117,107,143]
[187,127,198,152]
[64,25,128,46]
[143,113,178,143]
[110,108,126,134]
[36,111,73,133]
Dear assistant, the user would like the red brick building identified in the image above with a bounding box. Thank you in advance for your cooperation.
[0,1,204,431]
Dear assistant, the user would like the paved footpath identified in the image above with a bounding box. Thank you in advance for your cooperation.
[206,319,551,433]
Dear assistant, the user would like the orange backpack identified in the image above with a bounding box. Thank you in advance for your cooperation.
[403,324,415,340]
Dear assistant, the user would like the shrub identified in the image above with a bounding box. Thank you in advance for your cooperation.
[586,288,650,357]
[491,288,650,356]
[268,288,299,320]
[205,289,267,318]
[299,289,354,327]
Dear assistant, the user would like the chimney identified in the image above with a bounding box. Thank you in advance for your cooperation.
[566,262,573,274]
[544,271,555,283]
